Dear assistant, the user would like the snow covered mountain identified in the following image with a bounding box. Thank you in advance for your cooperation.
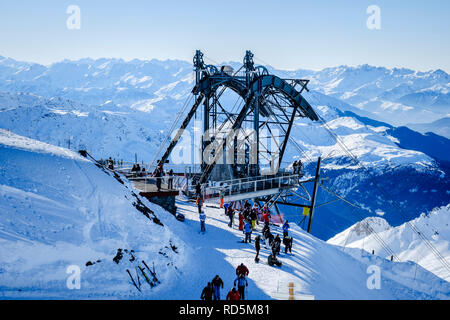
[328,205,450,282]
[0,55,449,242]
[0,130,448,299]
[407,117,450,140]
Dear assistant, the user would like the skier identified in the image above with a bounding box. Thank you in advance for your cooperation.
[233,274,248,300]
[268,253,282,267]
[227,206,235,228]
[271,234,281,256]
[226,287,240,300]
[211,275,224,300]
[200,282,214,300]
[282,220,290,238]
[254,235,261,263]
[238,210,244,231]
[244,220,252,243]
[283,235,293,254]
[236,263,249,277]
[199,211,206,233]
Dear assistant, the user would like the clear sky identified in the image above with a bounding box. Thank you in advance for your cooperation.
[0,0,449,71]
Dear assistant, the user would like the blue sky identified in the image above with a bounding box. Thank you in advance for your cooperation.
[0,0,449,71]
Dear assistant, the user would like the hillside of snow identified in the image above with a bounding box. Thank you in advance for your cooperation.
[0,129,185,298]
[328,205,450,282]
[0,130,449,299]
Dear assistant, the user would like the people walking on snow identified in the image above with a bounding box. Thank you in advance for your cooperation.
[236,263,249,277]
[234,274,248,300]
[244,220,252,243]
[282,220,290,238]
[254,235,261,263]
[199,211,206,233]
[226,287,240,300]
[227,206,235,228]
[200,282,214,300]
[268,253,282,267]
[283,235,293,254]
[211,275,224,300]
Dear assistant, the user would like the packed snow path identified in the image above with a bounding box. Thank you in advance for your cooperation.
[150,197,450,300]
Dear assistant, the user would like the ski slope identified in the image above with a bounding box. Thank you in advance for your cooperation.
[0,129,449,299]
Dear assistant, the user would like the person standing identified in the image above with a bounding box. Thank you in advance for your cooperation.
[168,169,174,190]
[238,210,244,231]
[219,189,224,208]
[292,160,298,174]
[200,282,214,300]
[227,206,235,228]
[244,220,252,243]
[211,275,224,300]
[250,205,258,231]
[254,235,261,263]
[223,202,230,216]
[272,234,281,256]
[262,207,271,227]
[282,220,290,238]
[233,275,248,300]
[199,211,206,233]
[283,235,293,254]
[196,196,203,214]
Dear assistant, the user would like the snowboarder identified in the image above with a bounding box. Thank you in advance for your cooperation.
[226,287,240,301]
[236,263,249,277]
[254,235,261,262]
[233,274,248,300]
[282,220,290,238]
[211,275,224,300]
[227,206,235,228]
[200,282,214,300]
[199,211,206,233]
[268,253,282,267]
[283,235,293,254]
[244,220,252,243]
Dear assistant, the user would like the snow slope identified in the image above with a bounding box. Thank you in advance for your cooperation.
[1,130,449,299]
[0,129,185,299]
[328,205,450,282]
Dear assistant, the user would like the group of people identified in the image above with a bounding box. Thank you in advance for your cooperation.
[153,164,175,191]
[200,263,250,301]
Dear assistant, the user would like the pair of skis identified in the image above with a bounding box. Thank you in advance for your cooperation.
[126,260,160,293]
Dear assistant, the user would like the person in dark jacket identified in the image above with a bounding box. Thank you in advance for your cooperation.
[282,220,290,238]
[211,275,224,300]
[268,253,282,267]
[283,235,293,254]
[227,206,235,228]
[233,275,248,300]
[254,235,261,262]
[168,169,174,190]
[271,234,281,256]
[200,282,214,300]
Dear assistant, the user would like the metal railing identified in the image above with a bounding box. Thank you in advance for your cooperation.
[191,173,301,200]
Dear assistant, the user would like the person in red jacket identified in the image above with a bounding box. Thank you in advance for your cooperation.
[238,210,244,231]
[226,287,240,300]
[236,263,249,277]
[262,209,271,227]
